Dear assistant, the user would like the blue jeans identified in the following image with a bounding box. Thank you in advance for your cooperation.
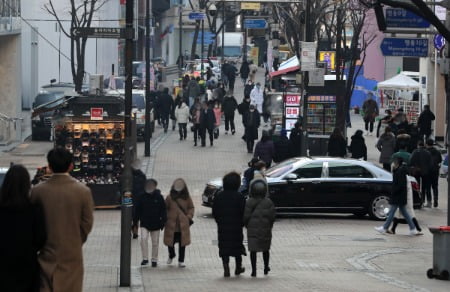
[383,204,415,230]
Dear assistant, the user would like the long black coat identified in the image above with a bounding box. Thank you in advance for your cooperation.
[349,135,367,160]
[289,128,303,157]
[0,204,46,292]
[243,110,261,141]
[159,93,174,116]
[222,96,238,116]
[274,136,291,162]
[134,190,167,231]
[212,190,246,257]
[328,135,347,157]
[200,108,216,130]
[240,62,250,79]
[391,164,408,205]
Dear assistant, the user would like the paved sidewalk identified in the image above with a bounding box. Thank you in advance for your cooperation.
[82,70,448,291]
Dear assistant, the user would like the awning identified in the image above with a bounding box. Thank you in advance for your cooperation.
[270,56,300,78]
[377,73,420,91]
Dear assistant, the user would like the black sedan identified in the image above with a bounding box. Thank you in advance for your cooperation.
[202,157,422,220]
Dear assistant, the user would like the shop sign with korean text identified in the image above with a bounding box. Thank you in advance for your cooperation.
[285,107,300,119]
[90,108,104,120]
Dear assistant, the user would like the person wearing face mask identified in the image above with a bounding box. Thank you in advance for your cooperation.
[375,157,422,236]
[164,178,195,268]
[243,104,261,153]
[250,82,264,114]
[199,101,217,147]
[134,179,167,267]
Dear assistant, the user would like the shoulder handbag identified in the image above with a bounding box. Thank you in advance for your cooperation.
[174,199,194,226]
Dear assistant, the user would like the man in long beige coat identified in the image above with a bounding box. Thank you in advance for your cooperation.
[32,147,94,292]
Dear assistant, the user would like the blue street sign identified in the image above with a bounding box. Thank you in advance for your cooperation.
[380,38,428,57]
[189,12,206,20]
[244,19,267,29]
[385,8,430,28]
[434,34,446,51]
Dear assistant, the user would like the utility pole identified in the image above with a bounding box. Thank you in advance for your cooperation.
[144,0,152,157]
[120,0,134,287]
[179,0,183,78]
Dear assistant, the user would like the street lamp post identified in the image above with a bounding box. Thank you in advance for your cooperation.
[179,0,183,78]
[144,0,152,157]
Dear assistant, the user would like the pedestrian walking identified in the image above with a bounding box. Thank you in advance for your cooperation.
[289,122,303,157]
[0,165,46,292]
[227,63,238,92]
[213,82,226,105]
[327,128,347,158]
[393,108,409,134]
[417,105,435,142]
[394,131,411,153]
[31,147,94,292]
[191,99,202,146]
[134,179,167,267]
[249,61,258,83]
[426,139,442,207]
[164,178,194,268]
[349,130,367,160]
[377,109,393,138]
[200,101,217,147]
[243,104,261,153]
[362,93,379,135]
[213,172,247,277]
[175,99,190,141]
[132,159,147,238]
[376,126,396,171]
[240,60,250,84]
[250,82,264,114]
[187,77,200,107]
[254,131,275,168]
[391,142,411,165]
[159,88,175,133]
[242,158,260,193]
[388,174,422,234]
[213,101,222,129]
[222,92,238,135]
[274,129,291,163]
[244,80,254,99]
[410,140,433,207]
[375,157,421,236]
[244,179,276,277]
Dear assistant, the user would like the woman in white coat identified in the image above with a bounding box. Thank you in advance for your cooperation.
[175,100,190,140]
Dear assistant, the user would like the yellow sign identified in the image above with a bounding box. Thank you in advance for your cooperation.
[319,51,336,71]
[250,47,259,65]
[241,2,261,10]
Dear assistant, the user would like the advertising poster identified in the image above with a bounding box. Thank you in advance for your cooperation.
[319,51,336,71]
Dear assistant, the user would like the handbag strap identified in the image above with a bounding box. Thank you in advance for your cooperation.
[174,198,188,217]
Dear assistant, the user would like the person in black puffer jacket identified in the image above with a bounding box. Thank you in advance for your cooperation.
[349,130,367,160]
[134,179,167,267]
[274,129,291,163]
[132,160,147,238]
[254,131,275,168]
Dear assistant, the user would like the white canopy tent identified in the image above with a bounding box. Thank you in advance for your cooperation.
[377,73,420,91]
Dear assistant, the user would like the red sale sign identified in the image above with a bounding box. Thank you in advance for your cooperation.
[90,108,104,121]
[285,94,301,106]
[285,107,299,118]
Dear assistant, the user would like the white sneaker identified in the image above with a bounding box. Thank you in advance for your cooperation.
[374,226,386,234]
[167,258,173,265]
[409,229,423,236]
[178,262,186,268]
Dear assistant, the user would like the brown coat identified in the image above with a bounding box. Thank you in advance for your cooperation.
[163,194,194,247]
[31,174,94,292]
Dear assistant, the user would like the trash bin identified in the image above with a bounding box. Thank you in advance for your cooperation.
[427,226,450,280]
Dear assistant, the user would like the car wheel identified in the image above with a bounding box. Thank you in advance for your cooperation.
[369,195,390,220]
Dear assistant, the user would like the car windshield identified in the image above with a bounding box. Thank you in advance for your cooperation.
[265,159,297,178]
[223,47,241,57]
[33,93,64,109]
[132,94,145,109]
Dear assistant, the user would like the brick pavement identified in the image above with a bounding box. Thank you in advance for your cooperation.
[82,70,448,291]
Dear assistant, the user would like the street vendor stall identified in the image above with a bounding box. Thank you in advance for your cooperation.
[52,95,125,208]
[377,73,420,124]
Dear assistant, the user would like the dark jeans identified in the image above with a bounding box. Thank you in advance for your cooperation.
[420,174,431,203]
[224,113,235,132]
[247,139,255,153]
[168,232,186,262]
[222,255,242,267]
[229,78,235,92]
[250,251,270,272]
[382,163,391,172]
[178,123,187,139]
[365,120,374,132]
[200,127,214,146]
[161,114,170,131]
[193,124,200,144]
[430,170,439,202]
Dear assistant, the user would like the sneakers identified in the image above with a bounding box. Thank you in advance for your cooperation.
[178,262,186,268]
[141,260,149,266]
[374,226,387,234]
[167,257,173,265]
[409,229,423,236]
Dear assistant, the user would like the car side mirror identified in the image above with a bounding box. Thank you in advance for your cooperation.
[284,173,297,181]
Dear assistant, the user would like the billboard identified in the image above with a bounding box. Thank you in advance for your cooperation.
[319,51,336,71]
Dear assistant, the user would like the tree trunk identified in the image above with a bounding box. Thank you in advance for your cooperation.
[191,20,200,60]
